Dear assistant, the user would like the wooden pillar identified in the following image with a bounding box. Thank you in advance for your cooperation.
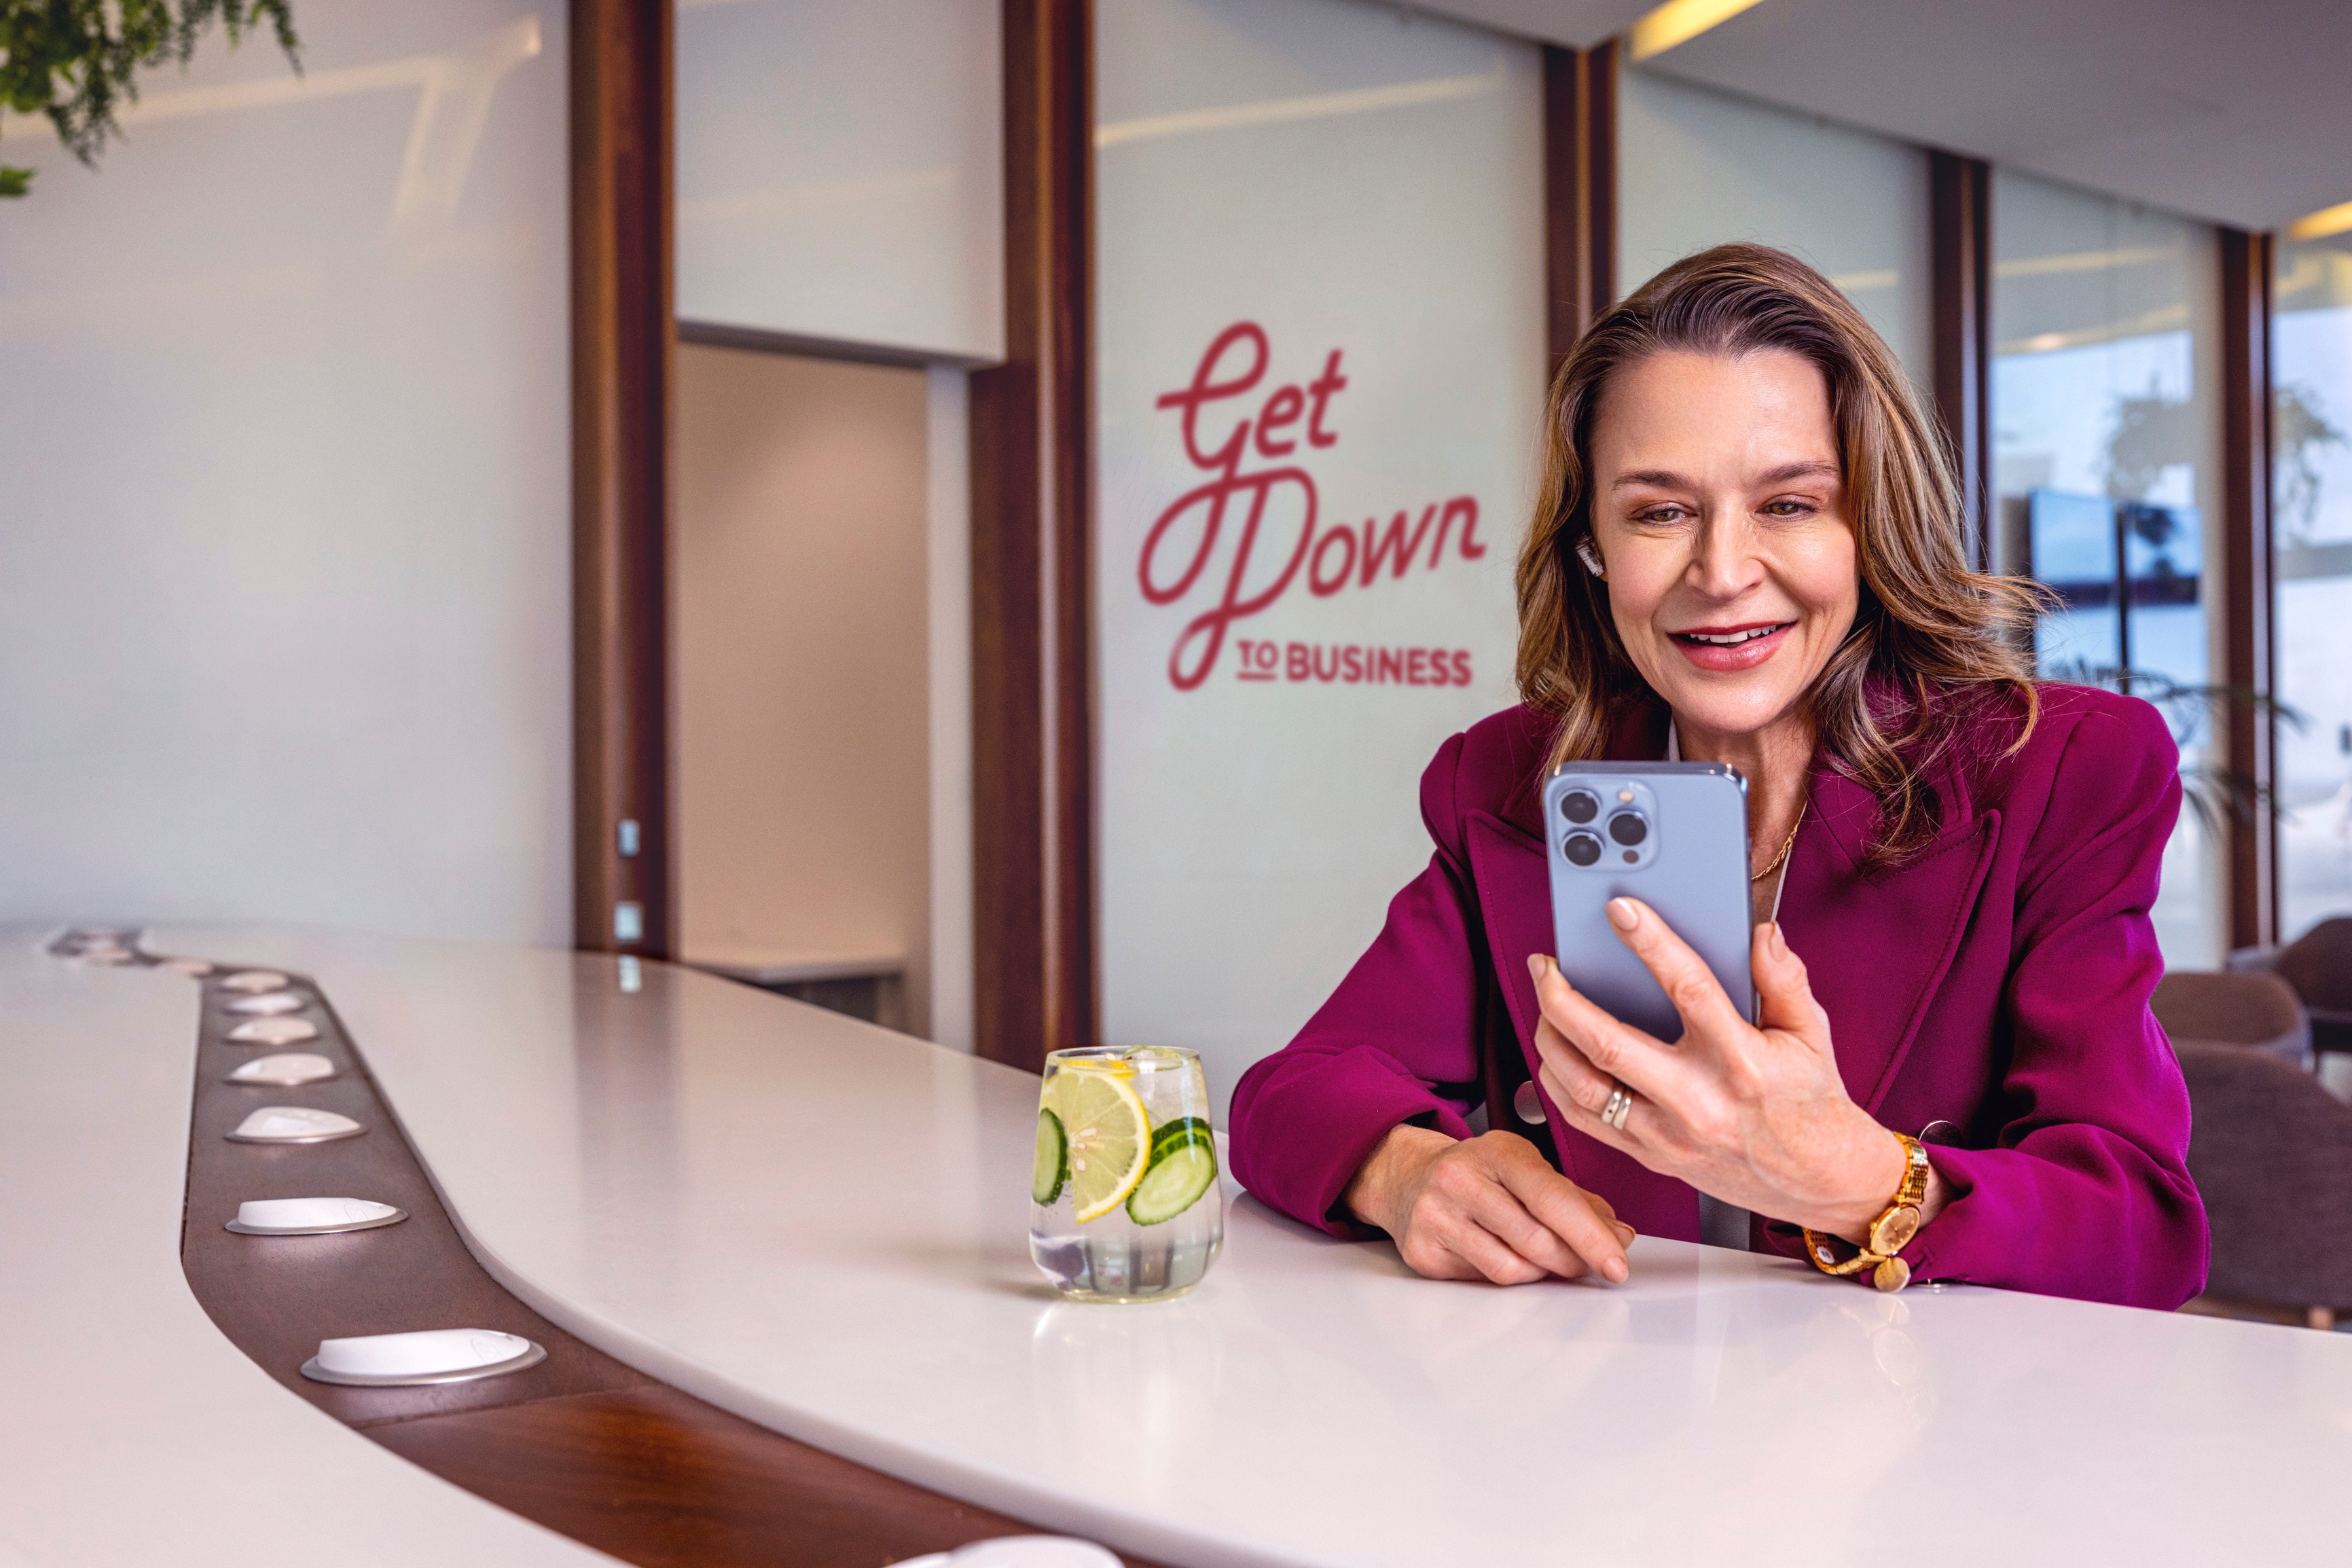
[2220,227,2278,951]
[1542,38,1617,373]
[571,0,674,957]
[969,0,1096,1071]
[1930,150,1993,572]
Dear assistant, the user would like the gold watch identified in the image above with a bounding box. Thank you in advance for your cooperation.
[1803,1132,1932,1293]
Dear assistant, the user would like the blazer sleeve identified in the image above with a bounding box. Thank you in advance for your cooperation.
[1228,731,1490,1234]
[1899,697,2210,1307]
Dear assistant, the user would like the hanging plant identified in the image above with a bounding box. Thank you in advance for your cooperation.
[1,1,300,198]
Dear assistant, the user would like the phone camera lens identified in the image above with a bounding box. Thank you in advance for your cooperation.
[1608,811,1648,847]
[1563,832,1602,867]
[1561,790,1599,824]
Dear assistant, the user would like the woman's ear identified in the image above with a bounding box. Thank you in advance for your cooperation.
[1574,536,1606,579]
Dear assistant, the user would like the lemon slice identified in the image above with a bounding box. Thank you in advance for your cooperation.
[1047,1066,1152,1222]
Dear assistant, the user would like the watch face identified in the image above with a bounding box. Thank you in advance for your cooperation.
[1870,1204,1922,1256]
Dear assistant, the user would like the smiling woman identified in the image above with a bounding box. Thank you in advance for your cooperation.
[1229,243,2211,1309]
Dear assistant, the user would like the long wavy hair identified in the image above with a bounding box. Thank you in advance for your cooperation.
[1515,242,2044,870]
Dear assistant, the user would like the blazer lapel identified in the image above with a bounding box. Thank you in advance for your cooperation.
[1782,767,2002,1112]
[1464,809,1700,1241]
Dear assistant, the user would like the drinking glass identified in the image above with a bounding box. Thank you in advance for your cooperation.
[1030,1045,1223,1302]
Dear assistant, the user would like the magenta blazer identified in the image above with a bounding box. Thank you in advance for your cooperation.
[1231,684,2209,1309]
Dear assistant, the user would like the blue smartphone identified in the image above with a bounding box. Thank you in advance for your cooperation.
[1542,763,1755,1039]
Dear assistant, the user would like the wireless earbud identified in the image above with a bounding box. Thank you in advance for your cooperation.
[1574,537,1606,578]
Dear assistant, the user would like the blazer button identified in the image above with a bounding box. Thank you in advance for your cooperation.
[1513,1080,1545,1125]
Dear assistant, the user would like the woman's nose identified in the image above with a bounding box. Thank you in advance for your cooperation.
[1686,513,1765,598]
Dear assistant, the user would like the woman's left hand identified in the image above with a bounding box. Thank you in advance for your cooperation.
[1527,900,1945,1243]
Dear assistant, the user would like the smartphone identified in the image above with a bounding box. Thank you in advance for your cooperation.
[1542,763,1755,1039]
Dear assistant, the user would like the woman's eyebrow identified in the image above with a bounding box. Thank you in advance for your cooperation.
[1610,469,1691,490]
[1610,460,1841,491]
[1756,460,1841,486]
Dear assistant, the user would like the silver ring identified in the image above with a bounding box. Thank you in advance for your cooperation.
[1600,1082,1633,1131]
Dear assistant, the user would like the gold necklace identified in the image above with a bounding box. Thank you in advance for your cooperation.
[1751,799,1808,883]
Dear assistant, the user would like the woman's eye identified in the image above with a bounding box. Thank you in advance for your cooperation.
[1635,505,1688,524]
[1762,499,1813,517]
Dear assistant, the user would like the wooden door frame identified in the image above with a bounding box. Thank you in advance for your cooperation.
[571,0,674,959]
[968,0,1097,1071]
[1542,38,1618,369]
[1930,150,1995,573]
[2221,227,2279,951]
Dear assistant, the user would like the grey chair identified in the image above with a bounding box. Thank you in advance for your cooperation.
[2273,917,2352,1063]
[2150,970,2311,1068]
[2172,1040,2352,1330]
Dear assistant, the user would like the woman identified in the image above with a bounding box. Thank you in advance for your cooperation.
[1229,243,2207,1307]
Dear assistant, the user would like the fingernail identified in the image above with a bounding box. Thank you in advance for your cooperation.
[1606,898,1639,932]
[1603,1256,1629,1283]
[1526,953,1544,981]
[1769,922,1788,960]
[1616,1222,1637,1245]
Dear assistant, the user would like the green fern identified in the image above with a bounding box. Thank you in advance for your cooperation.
[0,1,300,198]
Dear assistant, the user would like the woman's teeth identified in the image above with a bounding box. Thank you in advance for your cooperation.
[1677,625,1786,646]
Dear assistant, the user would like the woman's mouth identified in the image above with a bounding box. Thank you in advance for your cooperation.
[1669,621,1793,670]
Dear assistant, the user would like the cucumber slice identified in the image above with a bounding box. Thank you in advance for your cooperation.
[1032,1107,1068,1206]
[1150,1115,1214,1154]
[1125,1135,1218,1226]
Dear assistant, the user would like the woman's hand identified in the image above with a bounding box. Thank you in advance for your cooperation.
[1343,1124,1635,1285]
[1528,902,1948,1243]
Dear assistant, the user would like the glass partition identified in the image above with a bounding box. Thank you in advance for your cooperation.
[1617,66,1932,386]
[1093,0,1543,1118]
[2273,227,2352,944]
[1991,170,2223,967]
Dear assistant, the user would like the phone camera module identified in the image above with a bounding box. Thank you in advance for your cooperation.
[1560,790,1599,824]
[1563,832,1602,867]
[1607,811,1648,847]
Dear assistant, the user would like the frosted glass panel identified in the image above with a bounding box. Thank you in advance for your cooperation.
[2273,232,2352,944]
[0,0,571,944]
[1618,67,1932,386]
[1991,169,2222,968]
[1096,0,1544,1118]
[675,0,1005,361]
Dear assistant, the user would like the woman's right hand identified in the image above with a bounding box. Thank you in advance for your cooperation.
[1342,1125,1635,1285]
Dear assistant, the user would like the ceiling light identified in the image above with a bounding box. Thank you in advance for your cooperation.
[2287,201,2352,243]
[1629,0,1769,62]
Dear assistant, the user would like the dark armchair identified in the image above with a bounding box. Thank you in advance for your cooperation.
[2152,970,2352,1330]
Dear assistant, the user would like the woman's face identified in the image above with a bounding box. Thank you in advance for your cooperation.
[1586,348,1860,741]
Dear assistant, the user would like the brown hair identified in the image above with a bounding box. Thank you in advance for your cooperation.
[1514,242,2044,870]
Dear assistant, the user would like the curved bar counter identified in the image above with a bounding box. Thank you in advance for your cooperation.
[12,924,2352,1567]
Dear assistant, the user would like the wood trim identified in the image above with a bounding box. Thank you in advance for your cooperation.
[2220,227,2278,950]
[1930,150,1993,572]
[173,953,1168,1567]
[572,0,674,958]
[1541,39,1619,373]
[1583,39,1618,324]
[969,0,1096,1072]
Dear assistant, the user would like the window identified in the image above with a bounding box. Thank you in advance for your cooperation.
[1991,170,2224,967]
[2273,226,2352,943]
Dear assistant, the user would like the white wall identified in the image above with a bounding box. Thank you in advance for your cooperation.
[0,0,571,944]
[674,0,1005,362]
[926,369,977,1052]
[1094,0,1546,1118]
[670,346,934,1021]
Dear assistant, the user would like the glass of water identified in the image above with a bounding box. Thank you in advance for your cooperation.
[1030,1045,1223,1302]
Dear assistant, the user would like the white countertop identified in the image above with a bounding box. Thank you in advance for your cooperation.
[0,934,618,1568]
[126,924,2352,1568]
